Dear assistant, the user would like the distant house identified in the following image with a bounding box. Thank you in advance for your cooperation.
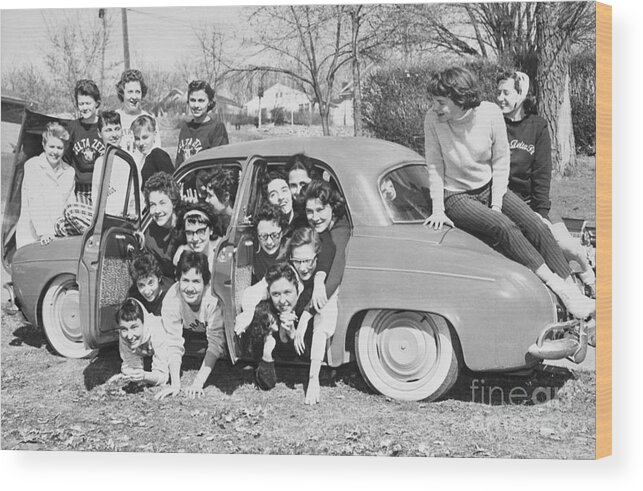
[153,89,242,119]
[1,90,34,124]
[244,83,312,119]
[216,94,243,116]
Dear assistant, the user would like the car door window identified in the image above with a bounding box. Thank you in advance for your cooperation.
[104,153,140,221]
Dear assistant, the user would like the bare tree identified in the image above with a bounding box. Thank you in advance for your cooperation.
[235,5,354,135]
[382,2,594,175]
[43,11,114,110]
[344,4,400,136]
[535,2,592,175]
[3,64,60,113]
[194,24,227,88]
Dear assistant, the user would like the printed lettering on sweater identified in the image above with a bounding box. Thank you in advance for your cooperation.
[509,139,535,155]
[73,138,106,165]
[177,138,203,162]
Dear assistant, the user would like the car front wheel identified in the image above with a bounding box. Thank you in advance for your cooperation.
[41,274,95,359]
[355,310,458,401]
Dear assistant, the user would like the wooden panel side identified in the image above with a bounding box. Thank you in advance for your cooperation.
[595,1,612,460]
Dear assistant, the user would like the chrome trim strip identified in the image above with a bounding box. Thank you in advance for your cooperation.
[345,265,495,282]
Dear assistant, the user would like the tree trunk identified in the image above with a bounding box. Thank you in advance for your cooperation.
[350,7,363,136]
[535,3,577,176]
[319,103,330,136]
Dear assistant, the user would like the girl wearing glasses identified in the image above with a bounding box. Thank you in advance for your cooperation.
[173,202,223,271]
[250,228,321,393]
[234,203,289,337]
[252,203,289,283]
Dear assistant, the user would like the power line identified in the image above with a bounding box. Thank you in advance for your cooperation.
[126,7,238,33]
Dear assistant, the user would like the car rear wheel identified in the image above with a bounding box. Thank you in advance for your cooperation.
[355,310,458,401]
[41,274,95,359]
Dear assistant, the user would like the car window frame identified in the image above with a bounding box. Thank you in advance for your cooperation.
[377,160,432,225]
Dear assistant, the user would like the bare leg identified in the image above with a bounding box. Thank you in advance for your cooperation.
[305,330,326,405]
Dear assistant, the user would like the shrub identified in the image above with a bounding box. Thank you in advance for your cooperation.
[361,57,510,156]
[292,110,324,126]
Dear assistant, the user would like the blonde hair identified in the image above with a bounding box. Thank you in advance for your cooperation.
[42,122,70,148]
[130,114,156,134]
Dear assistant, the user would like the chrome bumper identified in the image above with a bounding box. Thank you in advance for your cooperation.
[528,318,595,364]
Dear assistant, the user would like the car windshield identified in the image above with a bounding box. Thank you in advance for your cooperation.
[379,164,432,222]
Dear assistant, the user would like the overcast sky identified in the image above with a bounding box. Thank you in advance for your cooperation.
[1,4,251,76]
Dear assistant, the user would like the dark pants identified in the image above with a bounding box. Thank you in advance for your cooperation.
[444,184,571,278]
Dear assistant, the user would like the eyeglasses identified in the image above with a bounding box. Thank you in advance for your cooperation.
[290,256,316,268]
[258,231,282,243]
[186,227,209,239]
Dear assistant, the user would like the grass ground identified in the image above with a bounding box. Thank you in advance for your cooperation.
[1,122,596,457]
[1,319,595,457]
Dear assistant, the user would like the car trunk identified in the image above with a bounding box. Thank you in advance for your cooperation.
[2,109,72,271]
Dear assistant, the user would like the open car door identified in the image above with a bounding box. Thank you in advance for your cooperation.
[2,109,72,270]
[78,146,141,349]
[212,156,267,364]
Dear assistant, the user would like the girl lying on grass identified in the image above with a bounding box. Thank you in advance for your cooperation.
[117,298,170,387]
[158,250,226,400]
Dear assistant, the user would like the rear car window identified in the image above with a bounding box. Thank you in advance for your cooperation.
[379,165,432,222]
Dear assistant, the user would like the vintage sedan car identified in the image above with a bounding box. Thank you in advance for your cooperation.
[2,109,591,402]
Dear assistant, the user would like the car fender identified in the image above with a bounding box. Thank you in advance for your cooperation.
[10,237,82,326]
[330,233,556,371]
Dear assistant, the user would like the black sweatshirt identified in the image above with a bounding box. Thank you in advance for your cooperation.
[175,119,229,167]
[141,148,175,190]
[505,114,552,219]
[64,119,105,186]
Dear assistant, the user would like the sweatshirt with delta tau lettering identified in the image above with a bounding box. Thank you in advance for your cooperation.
[505,113,552,220]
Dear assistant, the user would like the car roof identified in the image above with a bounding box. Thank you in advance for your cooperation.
[186,136,425,180]
[182,136,427,228]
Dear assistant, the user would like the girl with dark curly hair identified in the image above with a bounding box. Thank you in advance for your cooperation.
[424,66,594,319]
[175,80,229,167]
[301,179,350,404]
[142,172,181,278]
[115,69,161,152]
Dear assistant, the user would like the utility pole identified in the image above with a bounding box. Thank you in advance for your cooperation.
[121,8,131,70]
[258,81,264,129]
[98,9,107,91]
